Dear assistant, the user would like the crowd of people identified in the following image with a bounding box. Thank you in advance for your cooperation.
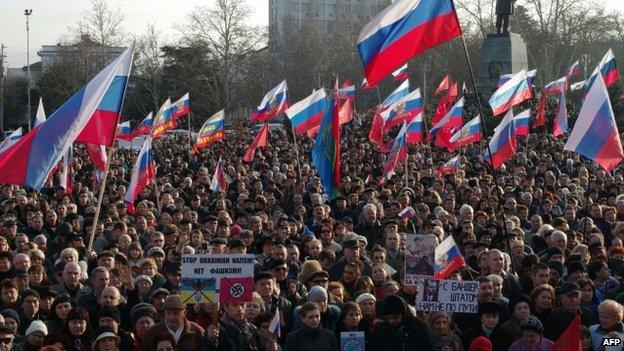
[0,97,622,351]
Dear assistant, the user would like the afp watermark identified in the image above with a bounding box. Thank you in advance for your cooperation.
[602,337,622,347]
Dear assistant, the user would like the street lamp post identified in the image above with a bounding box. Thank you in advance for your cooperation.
[25,9,32,131]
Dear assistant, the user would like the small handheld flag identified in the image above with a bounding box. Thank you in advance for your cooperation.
[434,236,465,280]
[250,80,289,122]
[194,110,225,152]
[269,308,281,338]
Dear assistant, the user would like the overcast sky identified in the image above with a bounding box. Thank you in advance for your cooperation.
[0,0,622,69]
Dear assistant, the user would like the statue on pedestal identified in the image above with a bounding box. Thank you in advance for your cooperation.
[496,0,516,33]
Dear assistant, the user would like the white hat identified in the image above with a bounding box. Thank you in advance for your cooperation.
[25,320,48,336]
[355,293,377,305]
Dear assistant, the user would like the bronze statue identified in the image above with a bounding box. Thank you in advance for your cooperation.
[496,0,515,33]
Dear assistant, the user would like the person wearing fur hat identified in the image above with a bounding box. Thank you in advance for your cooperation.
[130,303,157,351]
[508,315,554,351]
[429,311,463,351]
[501,293,534,340]
[462,301,513,351]
[292,286,340,331]
[370,295,435,351]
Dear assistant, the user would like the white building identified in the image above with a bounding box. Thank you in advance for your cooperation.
[269,0,390,41]
[37,36,125,73]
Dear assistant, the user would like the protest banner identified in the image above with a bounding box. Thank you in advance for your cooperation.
[404,234,437,285]
[414,277,479,313]
[341,331,365,351]
[181,254,255,304]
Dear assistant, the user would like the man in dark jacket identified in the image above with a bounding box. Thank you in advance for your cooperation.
[202,301,265,351]
[544,281,597,340]
[370,295,435,351]
[143,295,205,351]
[284,302,338,351]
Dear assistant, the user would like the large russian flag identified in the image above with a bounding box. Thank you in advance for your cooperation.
[0,44,134,189]
[250,80,289,122]
[433,236,465,280]
[565,74,624,172]
[383,122,408,181]
[172,92,191,119]
[132,112,154,138]
[286,89,328,135]
[74,47,134,146]
[116,121,134,141]
[357,0,461,87]
[489,69,532,116]
[543,76,568,96]
[151,99,175,139]
[194,110,225,152]
[513,109,531,136]
[86,144,108,172]
[382,88,423,131]
[449,115,481,150]
[406,110,424,144]
[552,92,568,137]
[483,109,516,169]
[430,96,464,138]
[124,136,156,214]
[0,128,23,154]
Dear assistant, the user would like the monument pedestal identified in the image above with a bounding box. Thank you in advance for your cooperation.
[477,32,529,98]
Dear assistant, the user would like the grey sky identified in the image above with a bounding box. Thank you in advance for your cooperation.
[0,0,622,69]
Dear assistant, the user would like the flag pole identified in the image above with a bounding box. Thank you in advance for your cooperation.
[290,123,303,180]
[87,145,116,251]
[187,112,193,150]
[458,32,516,274]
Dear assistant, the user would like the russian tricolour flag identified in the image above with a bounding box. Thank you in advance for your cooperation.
[489,69,532,116]
[565,74,624,172]
[552,92,568,137]
[124,136,156,214]
[357,0,461,87]
[566,60,582,77]
[406,110,424,144]
[172,93,191,119]
[449,115,482,150]
[269,307,281,338]
[430,96,464,138]
[382,79,410,109]
[210,158,228,193]
[513,109,531,136]
[34,98,46,128]
[382,88,423,131]
[151,99,175,139]
[591,49,620,88]
[398,206,416,219]
[133,112,154,138]
[250,80,289,122]
[543,76,568,96]
[498,69,536,88]
[0,128,23,154]
[337,83,355,101]
[436,154,461,177]
[286,89,328,135]
[0,44,134,189]
[392,64,409,81]
[116,121,134,141]
[433,236,465,280]
[383,122,408,181]
[483,109,516,169]
[194,110,225,152]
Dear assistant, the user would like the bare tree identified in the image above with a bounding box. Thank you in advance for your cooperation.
[183,0,265,108]
[74,0,126,46]
[132,25,167,113]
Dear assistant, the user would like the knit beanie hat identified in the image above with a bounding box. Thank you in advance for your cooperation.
[355,293,376,305]
[520,315,544,334]
[25,320,48,336]
[468,336,492,351]
[308,286,328,302]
